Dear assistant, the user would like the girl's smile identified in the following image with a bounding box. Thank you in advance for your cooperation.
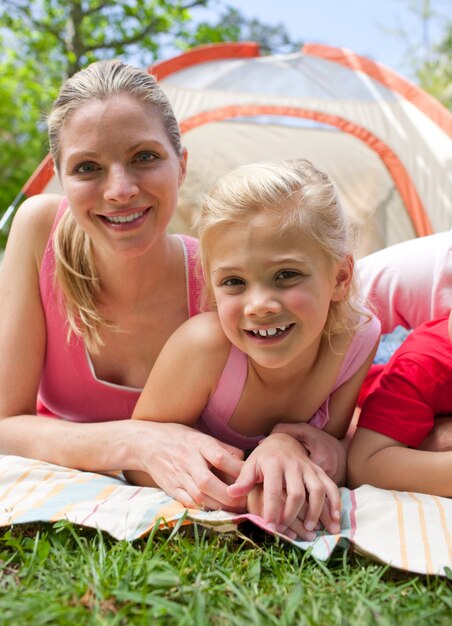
[209,213,349,371]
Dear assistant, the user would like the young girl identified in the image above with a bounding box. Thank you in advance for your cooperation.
[348,309,452,494]
[128,160,380,539]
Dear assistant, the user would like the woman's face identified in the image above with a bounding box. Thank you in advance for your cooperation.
[58,93,186,258]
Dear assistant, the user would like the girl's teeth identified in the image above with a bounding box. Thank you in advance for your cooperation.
[253,325,287,337]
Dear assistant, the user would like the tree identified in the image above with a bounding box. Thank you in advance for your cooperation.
[416,22,452,109]
[1,0,211,78]
[385,0,452,109]
[182,5,302,54]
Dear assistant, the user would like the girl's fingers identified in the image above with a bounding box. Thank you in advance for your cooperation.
[277,466,306,529]
[261,461,284,525]
[286,517,316,542]
[301,469,341,534]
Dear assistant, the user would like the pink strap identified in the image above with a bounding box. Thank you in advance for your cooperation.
[205,345,248,423]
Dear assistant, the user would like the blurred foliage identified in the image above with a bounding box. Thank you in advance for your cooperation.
[180,6,302,54]
[417,22,452,109]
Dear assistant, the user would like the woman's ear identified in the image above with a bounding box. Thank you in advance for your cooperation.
[331,254,354,302]
[178,147,188,187]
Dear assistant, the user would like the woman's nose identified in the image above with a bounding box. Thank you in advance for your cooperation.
[103,166,139,203]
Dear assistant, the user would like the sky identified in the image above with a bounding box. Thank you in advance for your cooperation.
[190,0,451,81]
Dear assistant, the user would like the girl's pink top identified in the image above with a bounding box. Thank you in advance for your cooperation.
[198,312,381,450]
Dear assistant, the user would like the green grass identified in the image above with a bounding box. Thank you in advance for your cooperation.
[0,521,451,625]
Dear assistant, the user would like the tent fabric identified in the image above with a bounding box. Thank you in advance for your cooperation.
[17,42,452,256]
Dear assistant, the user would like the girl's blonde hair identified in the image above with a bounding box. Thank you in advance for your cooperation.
[48,59,183,352]
[196,159,365,338]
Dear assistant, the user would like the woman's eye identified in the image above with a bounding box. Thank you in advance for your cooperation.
[135,152,157,163]
[75,162,98,174]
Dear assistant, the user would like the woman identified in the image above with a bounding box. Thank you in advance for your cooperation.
[0,59,248,513]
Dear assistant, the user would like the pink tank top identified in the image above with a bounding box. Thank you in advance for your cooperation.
[37,199,203,422]
[198,312,381,450]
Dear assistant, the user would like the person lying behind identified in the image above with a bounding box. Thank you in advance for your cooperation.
[125,160,380,540]
[356,230,452,334]
[348,310,452,494]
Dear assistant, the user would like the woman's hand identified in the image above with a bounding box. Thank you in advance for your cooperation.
[128,421,246,512]
[225,433,341,539]
[271,422,347,485]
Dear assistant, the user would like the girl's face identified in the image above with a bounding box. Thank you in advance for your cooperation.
[208,212,351,371]
[58,94,186,259]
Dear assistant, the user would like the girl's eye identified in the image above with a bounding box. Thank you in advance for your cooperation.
[75,162,98,174]
[276,269,300,281]
[221,277,245,288]
[135,151,157,163]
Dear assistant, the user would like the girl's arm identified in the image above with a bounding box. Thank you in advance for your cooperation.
[132,312,228,425]
[271,421,348,485]
[267,337,379,492]
[324,339,379,439]
[348,427,452,495]
[126,313,243,498]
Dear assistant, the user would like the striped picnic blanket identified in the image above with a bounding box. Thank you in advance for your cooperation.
[0,454,451,577]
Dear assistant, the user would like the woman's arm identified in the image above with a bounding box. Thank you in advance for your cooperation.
[348,427,452,495]
[0,195,57,422]
[0,204,243,510]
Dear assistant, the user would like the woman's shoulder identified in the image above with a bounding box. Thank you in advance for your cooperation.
[7,194,64,265]
[13,194,62,240]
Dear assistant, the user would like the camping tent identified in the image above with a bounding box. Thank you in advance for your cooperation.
[10,42,452,257]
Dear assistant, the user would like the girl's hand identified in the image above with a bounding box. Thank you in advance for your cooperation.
[130,421,246,512]
[246,484,335,541]
[225,433,341,537]
[271,422,347,485]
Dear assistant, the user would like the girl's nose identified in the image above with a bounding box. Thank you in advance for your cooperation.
[244,288,281,317]
[104,166,139,203]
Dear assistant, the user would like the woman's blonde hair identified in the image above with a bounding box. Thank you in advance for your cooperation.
[196,159,365,338]
[48,59,183,351]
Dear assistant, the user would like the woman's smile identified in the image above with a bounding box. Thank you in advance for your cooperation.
[98,207,151,230]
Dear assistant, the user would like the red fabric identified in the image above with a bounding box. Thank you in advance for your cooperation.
[357,363,385,407]
[357,317,452,447]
